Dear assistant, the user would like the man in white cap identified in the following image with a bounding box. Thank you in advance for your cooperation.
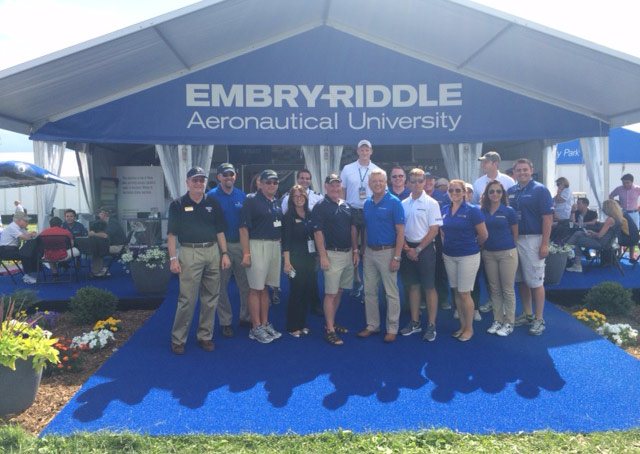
[340,139,380,297]
[472,151,515,204]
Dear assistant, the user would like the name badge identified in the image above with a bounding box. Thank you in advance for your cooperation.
[184,206,194,212]
[359,186,367,199]
[273,220,282,228]
[295,218,302,223]
[307,239,316,253]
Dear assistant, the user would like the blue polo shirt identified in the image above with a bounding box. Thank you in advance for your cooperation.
[482,204,518,251]
[207,185,246,243]
[390,187,411,201]
[311,196,355,249]
[240,190,282,240]
[440,200,484,256]
[507,179,554,235]
[63,220,88,237]
[429,188,449,207]
[363,191,405,246]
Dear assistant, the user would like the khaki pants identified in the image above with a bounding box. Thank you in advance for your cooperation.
[363,248,400,334]
[171,245,221,345]
[216,242,250,325]
[481,248,518,324]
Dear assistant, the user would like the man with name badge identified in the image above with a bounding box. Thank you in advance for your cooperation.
[508,158,553,336]
[357,169,405,343]
[281,169,323,214]
[168,167,231,355]
[240,169,284,344]
[207,163,251,336]
[398,168,442,342]
[311,174,359,346]
[472,151,515,204]
[340,139,381,298]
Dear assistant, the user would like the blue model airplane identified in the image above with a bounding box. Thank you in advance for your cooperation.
[0,161,74,189]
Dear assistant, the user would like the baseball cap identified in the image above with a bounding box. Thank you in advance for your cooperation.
[357,139,372,148]
[622,173,634,182]
[435,177,449,187]
[465,183,474,192]
[260,169,279,180]
[186,167,207,179]
[325,173,342,184]
[424,172,435,179]
[217,163,236,175]
[478,151,501,162]
[13,212,31,222]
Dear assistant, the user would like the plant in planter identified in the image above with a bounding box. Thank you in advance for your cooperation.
[544,241,573,285]
[0,298,60,416]
[121,246,171,294]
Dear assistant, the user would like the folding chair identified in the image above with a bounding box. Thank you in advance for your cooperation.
[585,224,624,276]
[0,247,24,284]
[105,230,135,274]
[36,235,79,283]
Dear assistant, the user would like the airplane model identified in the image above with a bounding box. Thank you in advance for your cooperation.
[0,161,74,189]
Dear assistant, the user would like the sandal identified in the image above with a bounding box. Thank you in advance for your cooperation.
[331,324,349,334]
[325,330,344,346]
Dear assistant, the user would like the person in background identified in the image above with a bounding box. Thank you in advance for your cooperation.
[424,172,451,310]
[435,178,449,193]
[0,211,38,284]
[14,200,25,215]
[609,173,640,228]
[207,163,251,336]
[480,181,519,337]
[570,197,598,227]
[440,180,488,342]
[389,166,411,200]
[281,169,323,213]
[553,177,573,221]
[39,216,80,275]
[282,185,317,338]
[461,183,483,322]
[472,151,515,204]
[63,209,88,237]
[88,207,127,277]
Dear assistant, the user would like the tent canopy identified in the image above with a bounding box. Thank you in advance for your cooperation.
[1,0,640,143]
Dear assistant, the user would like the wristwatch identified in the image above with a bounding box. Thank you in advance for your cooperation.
[415,246,422,254]
[393,255,402,262]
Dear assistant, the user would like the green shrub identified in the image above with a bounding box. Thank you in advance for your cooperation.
[69,286,118,325]
[583,281,634,316]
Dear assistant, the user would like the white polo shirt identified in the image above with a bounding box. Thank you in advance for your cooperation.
[0,221,26,247]
[340,160,381,209]
[402,191,443,243]
[281,188,323,214]
[472,172,516,204]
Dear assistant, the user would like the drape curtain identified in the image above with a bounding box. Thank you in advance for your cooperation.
[33,140,66,231]
[440,143,483,183]
[580,136,609,216]
[301,145,343,195]
[75,143,95,214]
[156,144,214,199]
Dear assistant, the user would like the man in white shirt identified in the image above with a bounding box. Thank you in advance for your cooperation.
[398,168,443,341]
[340,139,381,297]
[472,151,515,204]
[281,169,323,214]
[0,211,38,283]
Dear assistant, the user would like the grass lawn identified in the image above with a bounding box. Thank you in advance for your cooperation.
[1,426,639,453]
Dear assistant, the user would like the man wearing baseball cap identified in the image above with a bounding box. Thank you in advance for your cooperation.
[167,166,231,355]
[472,151,515,204]
[207,163,251,336]
[0,211,38,284]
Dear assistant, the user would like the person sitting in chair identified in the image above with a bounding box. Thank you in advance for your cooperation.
[39,217,80,275]
[88,207,127,277]
[0,211,38,283]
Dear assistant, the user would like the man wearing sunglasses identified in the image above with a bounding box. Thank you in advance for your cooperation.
[240,169,284,343]
[207,163,251,336]
[389,166,411,201]
[472,151,515,204]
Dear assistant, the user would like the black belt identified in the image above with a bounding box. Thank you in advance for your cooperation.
[327,247,351,252]
[181,242,216,248]
[368,244,395,251]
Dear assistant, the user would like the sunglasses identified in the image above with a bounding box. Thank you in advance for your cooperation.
[409,178,424,184]
[221,172,235,177]
[391,175,405,179]
[488,189,503,195]
[448,187,463,193]
[263,180,279,185]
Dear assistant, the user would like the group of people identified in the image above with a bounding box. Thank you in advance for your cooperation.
[168,140,564,355]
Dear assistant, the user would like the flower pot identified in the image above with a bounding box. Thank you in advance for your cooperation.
[0,358,43,417]
[544,252,569,285]
[129,260,171,294]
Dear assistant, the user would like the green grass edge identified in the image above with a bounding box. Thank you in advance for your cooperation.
[1,425,639,453]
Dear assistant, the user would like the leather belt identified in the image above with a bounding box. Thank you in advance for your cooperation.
[328,247,351,252]
[368,244,395,251]
[181,242,216,248]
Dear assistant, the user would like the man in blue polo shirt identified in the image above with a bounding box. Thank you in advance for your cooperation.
[507,158,554,336]
[207,163,251,336]
[357,169,405,343]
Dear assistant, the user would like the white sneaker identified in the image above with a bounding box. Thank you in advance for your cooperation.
[566,264,583,273]
[487,321,502,334]
[497,323,514,337]
[529,318,546,336]
[479,302,492,313]
[22,274,37,284]
[474,311,482,322]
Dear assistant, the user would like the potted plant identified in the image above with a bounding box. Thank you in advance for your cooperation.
[0,298,60,416]
[120,246,171,294]
[545,241,573,285]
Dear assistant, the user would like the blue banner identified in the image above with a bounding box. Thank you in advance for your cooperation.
[33,27,607,145]
[556,139,583,164]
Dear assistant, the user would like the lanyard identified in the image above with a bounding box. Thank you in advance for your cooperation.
[358,166,369,185]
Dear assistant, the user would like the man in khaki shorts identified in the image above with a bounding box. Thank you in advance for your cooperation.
[240,169,284,343]
[168,167,231,355]
[311,174,359,346]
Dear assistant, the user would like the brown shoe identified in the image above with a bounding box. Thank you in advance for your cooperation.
[171,343,185,355]
[221,325,234,338]
[357,329,379,338]
[383,333,397,343]
[197,340,215,351]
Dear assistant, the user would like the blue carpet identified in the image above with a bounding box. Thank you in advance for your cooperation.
[41,275,640,435]
[546,257,638,291]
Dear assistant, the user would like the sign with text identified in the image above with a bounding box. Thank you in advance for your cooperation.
[556,139,583,164]
[116,166,165,220]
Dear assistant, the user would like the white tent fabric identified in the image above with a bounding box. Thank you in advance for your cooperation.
[33,140,65,231]
[580,136,609,216]
[439,143,483,183]
[75,143,96,214]
[156,145,214,199]
[301,145,344,195]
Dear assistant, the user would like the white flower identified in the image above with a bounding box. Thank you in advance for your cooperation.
[70,329,115,350]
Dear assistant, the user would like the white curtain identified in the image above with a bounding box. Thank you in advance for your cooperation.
[301,145,343,194]
[156,144,214,199]
[440,143,483,183]
[580,136,609,216]
[75,143,96,214]
[33,140,66,231]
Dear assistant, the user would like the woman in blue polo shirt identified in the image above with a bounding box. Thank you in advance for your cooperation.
[441,179,488,342]
[480,181,519,337]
